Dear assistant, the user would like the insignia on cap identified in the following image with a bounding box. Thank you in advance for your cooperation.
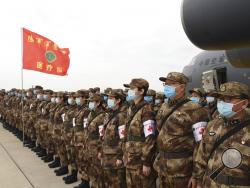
[220,85,226,92]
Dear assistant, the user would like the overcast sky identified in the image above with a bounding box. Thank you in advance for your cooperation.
[0,0,202,92]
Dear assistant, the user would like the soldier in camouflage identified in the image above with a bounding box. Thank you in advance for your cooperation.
[153,72,208,188]
[99,89,127,188]
[193,82,250,188]
[123,78,157,188]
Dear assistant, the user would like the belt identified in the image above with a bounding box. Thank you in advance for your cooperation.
[159,150,193,159]
[88,133,99,140]
[127,135,145,142]
[212,173,250,186]
[103,139,119,146]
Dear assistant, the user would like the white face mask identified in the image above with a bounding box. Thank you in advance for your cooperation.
[68,98,75,105]
[37,94,43,100]
[51,97,56,103]
[56,97,61,104]
[206,96,215,104]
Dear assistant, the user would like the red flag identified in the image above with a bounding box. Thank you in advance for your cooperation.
[22,28,70,76]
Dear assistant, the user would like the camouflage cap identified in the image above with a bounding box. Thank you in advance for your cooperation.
[146,89,156,97]
[52,92,57,97]
[89,94,103,102]
[67,92,76,97]
[159,72,189,84]
[107,89,126,100]
[94,87,100,93]
[189,88,205,97]
[57,92,66,98]
[123,78,149,90]
[44,89,53,95]
[34,85,43,90]
[104,87,112,94]
[212,82,250,99]
[155,92,165,99]
[75,90,89,98]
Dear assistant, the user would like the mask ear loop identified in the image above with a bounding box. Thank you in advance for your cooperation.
[232,99,247,116]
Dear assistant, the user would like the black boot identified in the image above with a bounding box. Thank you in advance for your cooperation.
[42,154,54,163]
[24,139,32,146]
[73,179,90,188]
[27,141,36,149]
[56,166,68,176]
[48,157,60,168]
[32,145,42,152]
[37,149,47,157]
[64,170,78,184]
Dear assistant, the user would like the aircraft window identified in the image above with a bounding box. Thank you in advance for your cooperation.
[216,67,227,86]
[205,59,210,65]
[211,58,217,64]
[219,55,225,62]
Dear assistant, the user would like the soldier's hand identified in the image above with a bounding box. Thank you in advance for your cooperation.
[196,183,203,188]
[116,159,123,167]
[98,152,102,160]
[142,165,151,177]
[188,177,197,188]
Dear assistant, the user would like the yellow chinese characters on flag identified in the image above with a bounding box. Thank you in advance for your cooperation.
[22,28,70,76]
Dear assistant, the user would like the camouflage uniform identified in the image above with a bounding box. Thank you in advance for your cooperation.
[85,94,106,188]
[193,82,250,188]
[101,90,127,188]
[154,92,164,114]
[71,90,90,181]
[58,93,78,172]
[153,72,208,188]
[123,78,157,188]
[52,92,69,166]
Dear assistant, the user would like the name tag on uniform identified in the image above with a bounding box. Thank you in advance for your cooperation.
[143,120,155,137]
[118,125,125,139]
[83,118,88,128]
[61,113,65,122]
[192,121,207,142]
[72,118,76,127]
[98,125,104,137]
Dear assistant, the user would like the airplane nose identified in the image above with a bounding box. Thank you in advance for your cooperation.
[181,0,250,50]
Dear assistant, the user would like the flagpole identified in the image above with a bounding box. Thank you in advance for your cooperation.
[21,27,25,146]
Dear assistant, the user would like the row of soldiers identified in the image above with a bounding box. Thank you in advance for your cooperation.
[0,71,249,188]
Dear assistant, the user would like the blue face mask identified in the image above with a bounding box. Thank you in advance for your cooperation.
[155,99,161,105]
[68,98,74,105]
[76,98,81,106]
[103,96,108,102]
[43,95,48,101]
[88,102,96,110]
[144,96,153,103]
[107,99,115,109]
[206,96,215,104]
[217,101,236,118]
[164,85,176,99]
[190,97,200,104]
[127,90,137,101]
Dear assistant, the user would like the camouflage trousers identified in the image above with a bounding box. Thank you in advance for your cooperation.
[86,148,104,188]
[78,147,89,182]
[203,175,247,188]
[103,168,126,188]
[158,175,190,188]
[45,121,55,154]
[126,167,156,188]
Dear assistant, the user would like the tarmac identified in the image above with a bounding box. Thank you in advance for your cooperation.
[0,123,80,188]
